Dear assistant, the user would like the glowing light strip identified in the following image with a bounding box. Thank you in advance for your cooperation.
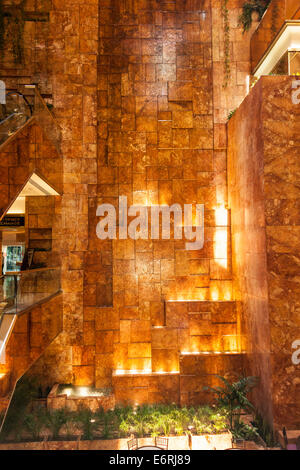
[113,370,179,376]
[180,351,246,355]
[254,21,300,77]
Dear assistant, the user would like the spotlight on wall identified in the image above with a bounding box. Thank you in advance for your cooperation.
[215,207,228,226]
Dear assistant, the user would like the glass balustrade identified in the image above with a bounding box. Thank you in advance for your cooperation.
[0,267,61,362]
[0,86,61,151]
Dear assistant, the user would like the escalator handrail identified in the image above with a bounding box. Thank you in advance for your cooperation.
[6,91,33,115]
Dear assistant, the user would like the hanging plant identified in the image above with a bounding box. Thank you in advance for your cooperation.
[239,1,271,33]
[222,0,231,88]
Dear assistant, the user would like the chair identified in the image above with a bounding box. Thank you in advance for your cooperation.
[128,438,138,450]
[155,437,168,450]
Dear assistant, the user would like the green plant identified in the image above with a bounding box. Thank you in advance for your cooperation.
[204,375,259,431]
[239,1,271,33]
[0,376,40,442]
[170,407,190,436]
[74,406,99,440]
[252,412,278,447]
[114,406,133,437]
[63,412,78,440]
[228,109,237,120]
[22,408,46,441]
[192,406,227,435]
[131,405,153,437]
[232,420,259,441]
[44,408,68,440]
[222,0,231,88]
[99,408,115,439]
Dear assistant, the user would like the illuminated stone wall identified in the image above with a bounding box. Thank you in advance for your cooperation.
[91,0,253,397]
[228,76,300,428]
[250,0,300,72]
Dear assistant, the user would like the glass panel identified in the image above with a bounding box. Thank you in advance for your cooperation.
[33,88,61,154]
[0,267,61,333]
[289,50,300,75]
[270,51,289,75]
[0,274,17,317]
[4,245,24,273]
[0,92,32,145]
[16,268,61,313]
[0,86,61,150]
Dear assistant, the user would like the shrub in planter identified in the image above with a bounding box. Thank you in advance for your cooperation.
[74,406,100,440]
[44,409,69,440]
[204,375,259,436]
[192,406,227,435]
[252,412,278,447]
[22,408,46,442]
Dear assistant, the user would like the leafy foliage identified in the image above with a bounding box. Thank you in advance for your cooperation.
[192,406,227,435]
[203,375,259,431]
[43,409,68,440]
[0,402,236,442]
[228,109,237,120]
[231,420,259,441]
[252,412,278,447]
[73,405,100,440]
[0,376,40,442]
[239,1,271,33]
[222,0,231,87]
[22,408,46,441]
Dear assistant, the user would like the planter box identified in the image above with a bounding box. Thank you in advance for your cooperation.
[47,384,115,412]
[192,432,232,450]
[0,433,232,450]
[78,436,189,450]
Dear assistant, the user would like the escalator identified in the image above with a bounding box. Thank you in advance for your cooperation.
[0,275,17,364]
[0,92,33,146]
[0,268,61,364]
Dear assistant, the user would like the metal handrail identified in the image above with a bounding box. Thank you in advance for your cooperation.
[4,266,60,276]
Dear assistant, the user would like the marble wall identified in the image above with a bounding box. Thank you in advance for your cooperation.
[228,76,300,428]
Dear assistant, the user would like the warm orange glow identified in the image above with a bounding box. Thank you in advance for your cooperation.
[215,207,228,226]
[223,289,232,301]
[214,228,227,260]
[181,351,242,356]
[114,369,152,376]
[214,206,228,269]
[223,335,247,353]
[211,287,219,301]
[113,369,179,376]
